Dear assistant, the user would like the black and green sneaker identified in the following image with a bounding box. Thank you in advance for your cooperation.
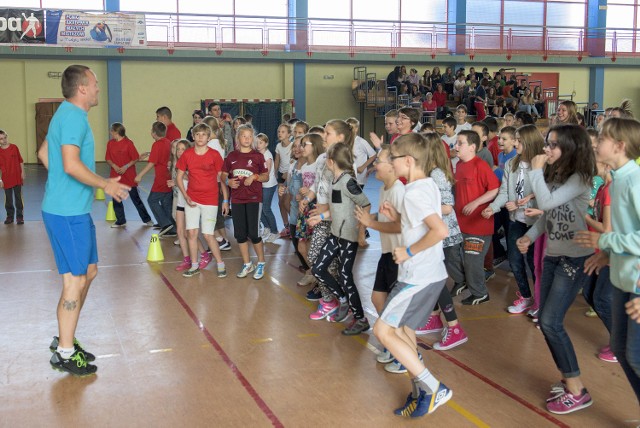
[50,350,97,377]
[49,336,96,362]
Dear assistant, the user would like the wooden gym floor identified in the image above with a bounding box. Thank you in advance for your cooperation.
[0,164,637,427]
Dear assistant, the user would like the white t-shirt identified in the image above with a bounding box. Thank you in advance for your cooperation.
[441,134,457,151]
[275,142,293,174]
[455,122,472,134]
[262,150,278,188]
[207,139,225,159]
[300,161,317,189]
[397,178,448,285]
[379,180,405,254]
[354,136,376,185]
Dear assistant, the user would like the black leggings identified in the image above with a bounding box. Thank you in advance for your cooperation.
[232,202,261,244]
[312,235,364,319]
[289,224,310,271]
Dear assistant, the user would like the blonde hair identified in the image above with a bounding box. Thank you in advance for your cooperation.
[423,133,454,184]
[600,117,640,161]
[391,133,428,174]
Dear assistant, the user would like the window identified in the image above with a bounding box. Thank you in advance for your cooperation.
[606,3,636,52]
[120,0,176,13]
[42,0,104,10]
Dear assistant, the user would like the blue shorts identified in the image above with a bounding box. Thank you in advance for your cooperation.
[42,211,98,275]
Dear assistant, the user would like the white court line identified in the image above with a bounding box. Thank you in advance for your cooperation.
[0,269,53,275]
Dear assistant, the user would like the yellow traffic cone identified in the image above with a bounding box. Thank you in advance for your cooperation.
[147,233,164,262]
[95,188,105,200]
[106,201,117,222]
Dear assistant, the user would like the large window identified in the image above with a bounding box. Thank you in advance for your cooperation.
[606,1,638,53]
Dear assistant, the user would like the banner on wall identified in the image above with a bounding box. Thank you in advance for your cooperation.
[0,9,45,43]
[46,10,146,47]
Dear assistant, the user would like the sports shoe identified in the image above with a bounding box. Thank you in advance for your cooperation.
[145,221,155,227]
[309,299,338,320]
[327,300,350,323]
[175,256,191,272]
[49,336,96,362]
[218,239,231,251]
[409,383,453,418]
[159,224,174,236]
[394,392,418,416]
[546,380,567,402]
[527,307,539,318]
[507,292,534,314]
[546,388,593,414]
[416,314,444,335]
[377,348,395,364]
[462,294,490,305]
[16,216,24,225]
[110,222,126,228]
[279,228,290,238]
[253,262,266,280]
[261,227,271,239]
[217,264,227,278]
[598,346,618,363]
[198,252,212,270]
[585,307,598,318]
[237,262,255,278]
[162,231,177,238]
[492,255,507,267]
[173,239,180,246]
[266,232,280,243]
[4,217,12,224]
[50,350,97,376]
[450,282,467,297]
[306,285,322,301]
[385,354,423,374]
[484,269,496,282]
[342,317,370,335]
[433,325,468,350]
[182,267,200,278]
[297,273,316,287]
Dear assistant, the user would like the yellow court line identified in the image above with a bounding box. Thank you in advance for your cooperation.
[251,338,274,344]
[447,399,491,428]
[297,333,320,339]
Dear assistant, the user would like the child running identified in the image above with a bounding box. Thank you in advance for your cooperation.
[308,142,371,335]
[256,133,279,243]
[221,124,269,280]
[175,124,228,278]
[373,133,452,418]
[516,124,596,414]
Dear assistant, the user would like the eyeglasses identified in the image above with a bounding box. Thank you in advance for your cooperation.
[373,158,390,165]
[544,141,559,150]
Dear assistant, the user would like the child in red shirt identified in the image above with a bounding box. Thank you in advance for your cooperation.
[221,124,269,280]
[105,123,152,228]
[0,130,25,224]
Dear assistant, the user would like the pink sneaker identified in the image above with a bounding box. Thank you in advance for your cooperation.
[416,314,444,335]
[198,252,212,270]
[175,257,191,271]
[546,388,593,414]
[433,325,468,350]
[598,345,618,363]
[309,299,338,321]
[507,292,534,314]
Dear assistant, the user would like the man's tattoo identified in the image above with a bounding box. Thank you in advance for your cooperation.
[62,299,78,311]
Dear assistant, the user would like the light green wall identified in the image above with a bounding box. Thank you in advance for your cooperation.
[604,68,640,110]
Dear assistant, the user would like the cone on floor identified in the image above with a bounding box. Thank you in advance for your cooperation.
[147,233,164,262]
[95,188,105,200]
[105,201,116,222]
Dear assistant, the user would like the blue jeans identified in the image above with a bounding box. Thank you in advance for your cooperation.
[507,221,535,298]
[539,255,592,378]
[582,265,613,333]
[610,286,640,402]
[147,191,174,229]
[260,185,278,232]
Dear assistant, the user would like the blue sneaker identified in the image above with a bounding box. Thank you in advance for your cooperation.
[410,383,453,418]
[394,392,418,417]
[384,353,423,374]
[253,262,266,280]
[306,285,322,301]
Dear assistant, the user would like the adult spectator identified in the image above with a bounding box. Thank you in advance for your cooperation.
[186,109,204,142]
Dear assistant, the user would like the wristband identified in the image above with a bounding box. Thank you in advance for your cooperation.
[225,178,229,185]
[406,247,414,257]
[303,196,309,202]
[320,213,325,220]
[223,199,229,203]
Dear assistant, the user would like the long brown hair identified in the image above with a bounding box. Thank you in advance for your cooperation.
[326,119,355,152]
[326,142,355,178]
[511,124,544,172]
[600,117,640,160]
[544,124,595,185]
[301,133,325,162]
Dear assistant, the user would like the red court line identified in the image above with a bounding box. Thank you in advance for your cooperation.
[158,272,284,428]
[417,342,570,428]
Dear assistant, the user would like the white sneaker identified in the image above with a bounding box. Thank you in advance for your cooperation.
[110,223,126,228]
[237,262,256,278]
[376,348,394,364]
[507,293,534,314]
[265,232,279,243]
[261,228,271,239]
[297,273,316,287]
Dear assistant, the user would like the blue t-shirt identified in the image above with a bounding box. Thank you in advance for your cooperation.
[495,150,517,182]
[42,100,95,216]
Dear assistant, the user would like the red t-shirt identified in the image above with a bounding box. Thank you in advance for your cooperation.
[222,150,267,203]
[422,100,437,112]
[454,156,500,235]
[148,137,172,193]
[176,147,223,205]
[166,123,181,142]
[0,144,23,189]
[433,91,447,107]
[105,137,139,187]
[487,136,500,166]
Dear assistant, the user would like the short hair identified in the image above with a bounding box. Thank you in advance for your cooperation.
[442,117,457,129]
[61,65,90,99]
[0,129,6,136]
[483,117,499,133]
[207,102,220,113]
[458,130,481,152]
[156,106,172,119]
[110,122,126,137]
[152,121,167,137]
[192,123,212,137]
[308,125,325,134]
[392,133,428,173]
[456,104,468,113]
[472,121,489,138]
[420,122,435,133]
[398,107,421,127]
[385,109,399,119]
[499,126,516,140]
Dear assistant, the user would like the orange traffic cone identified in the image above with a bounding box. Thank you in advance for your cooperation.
[147,233,164,262]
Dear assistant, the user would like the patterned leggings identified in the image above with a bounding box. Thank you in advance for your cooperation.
[311,234,364,320]
[307,220,340,300]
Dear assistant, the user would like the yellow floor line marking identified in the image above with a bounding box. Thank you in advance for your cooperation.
[251,338,274,344]
[297,333,320,339]
[149,348,173,354]
[447,399,491,428]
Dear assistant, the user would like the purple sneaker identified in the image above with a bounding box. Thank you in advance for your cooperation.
[546,388,593,414]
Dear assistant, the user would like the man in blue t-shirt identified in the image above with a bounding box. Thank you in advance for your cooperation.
[38,65,131,377]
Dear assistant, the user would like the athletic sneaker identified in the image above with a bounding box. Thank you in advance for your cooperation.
[237,262,256,278]
[377,348,395,364]
[409,383,453,418]
[507,292,534,314]
[546,388,593,414]
[598,346,618,363]
[145,221,155,227]
[152,223,161,229]
[327,301,350,323]
[4,217,12,224]
[306,286,322,301]
[217,264,227,278]
[309,299,338,320]
[266,232,280,243]
[261,228,271,239]
[173,239,180,246]
[547,380,567,402]
[49,336,96,362]
[385,354,423,374]
[484,269,496,282]
[416,314,444,335]
[462,294,490,305]
[110,223,126,228]
[297,273,316,287]
[159,224,174,236]
[16,216,24,225]
[198,252,212,270]
[450,282,467,297]
[342,317,370,335]
[175,257,191,272]
[253,262,266,280]
[585,307,598,318]
[433,325,468,350]
[394,392,418,416]
[182,267,200,278]
[50,350,97,377]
